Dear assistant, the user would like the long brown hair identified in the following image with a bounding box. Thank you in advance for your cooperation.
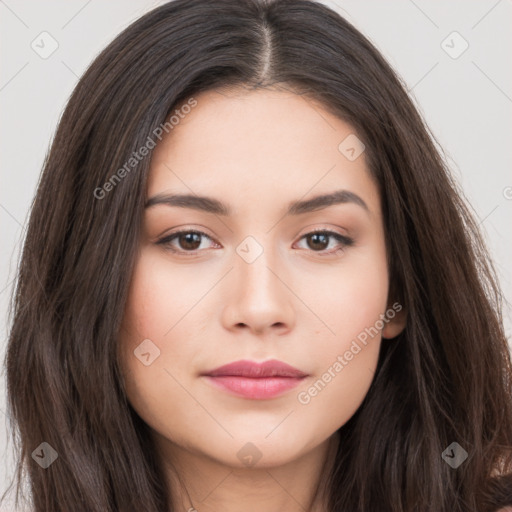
[3,0,511,510]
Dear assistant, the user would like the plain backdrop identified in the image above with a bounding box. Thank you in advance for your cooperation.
[1,0,511,507]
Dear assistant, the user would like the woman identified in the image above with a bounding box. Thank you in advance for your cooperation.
[2,0,511,510]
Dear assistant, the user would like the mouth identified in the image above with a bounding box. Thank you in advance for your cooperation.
[201,359,308,400]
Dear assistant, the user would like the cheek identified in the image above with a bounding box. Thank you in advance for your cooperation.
[117,251,210,425]
[294,242,388,424]
[301,238,389,347]
[120,251,211,340]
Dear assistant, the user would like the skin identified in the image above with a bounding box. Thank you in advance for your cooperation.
[118,86,407,512]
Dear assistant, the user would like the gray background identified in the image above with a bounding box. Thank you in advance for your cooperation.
[1,0,511,507]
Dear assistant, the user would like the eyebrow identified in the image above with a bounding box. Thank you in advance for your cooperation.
[144,189,369,216]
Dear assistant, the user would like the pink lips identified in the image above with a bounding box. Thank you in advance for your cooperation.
[201,359,308,400]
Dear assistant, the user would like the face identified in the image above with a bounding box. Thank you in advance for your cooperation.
[118,86,405,471]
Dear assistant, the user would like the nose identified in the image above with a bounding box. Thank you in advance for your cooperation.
[221,239,296,336]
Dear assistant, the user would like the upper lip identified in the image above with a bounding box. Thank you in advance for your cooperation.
[202,359,308,378]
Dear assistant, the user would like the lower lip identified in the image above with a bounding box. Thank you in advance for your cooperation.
[203,375,306,399]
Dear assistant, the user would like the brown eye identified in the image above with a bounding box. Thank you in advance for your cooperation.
[176,232,202,250]
[296,230,354,254]
[156,228,353,256]
[156,230,216,253]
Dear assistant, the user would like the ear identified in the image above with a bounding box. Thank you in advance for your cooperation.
[382,301,407,340]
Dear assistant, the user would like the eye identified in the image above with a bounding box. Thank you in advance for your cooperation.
[156,229,218,254]
[156,228,354,256]
[295,229,354,255]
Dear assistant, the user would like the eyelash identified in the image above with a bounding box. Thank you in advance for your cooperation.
[155,228,354,256]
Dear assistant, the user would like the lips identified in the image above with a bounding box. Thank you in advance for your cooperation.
[201,359,308,400]
[204,359,308,378]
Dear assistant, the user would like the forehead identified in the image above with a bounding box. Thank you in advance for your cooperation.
[147,87,380,217]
